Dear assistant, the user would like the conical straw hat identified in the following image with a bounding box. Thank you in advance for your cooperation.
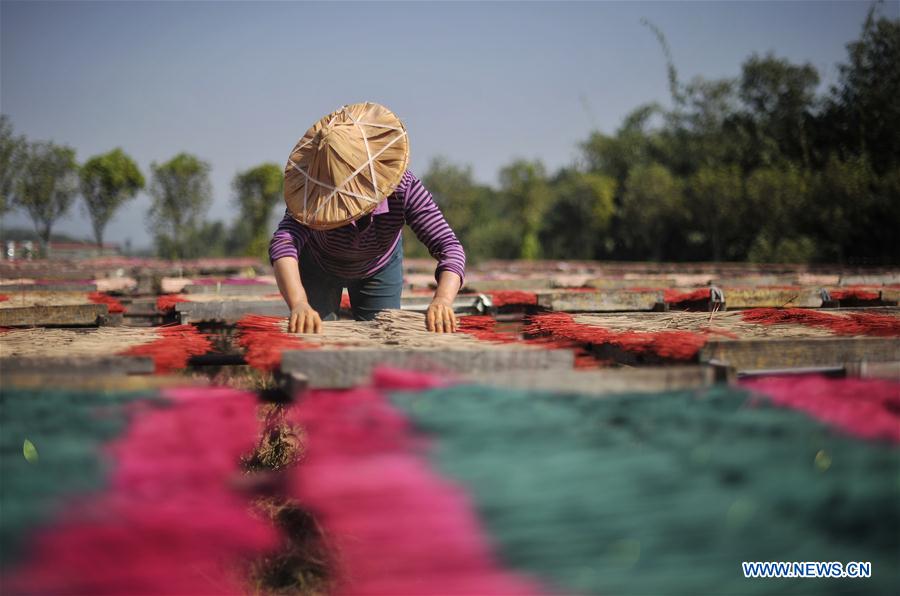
[283,102,409,230]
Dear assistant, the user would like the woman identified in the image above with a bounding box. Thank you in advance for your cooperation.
[269,102,465,334]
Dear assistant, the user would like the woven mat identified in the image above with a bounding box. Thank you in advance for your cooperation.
[572,310,896,339]
[0,292,93,309]
[0,327,156,359]
[286,310,535,351]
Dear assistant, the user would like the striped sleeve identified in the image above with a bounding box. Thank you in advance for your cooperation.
[268,210,311,264]
[403,172,467,283]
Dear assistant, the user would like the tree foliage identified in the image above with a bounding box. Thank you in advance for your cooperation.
[80,148,145,247]
[498,160,552,259]
[619,163,685,261]
[420,9,899,266]
[406,158,513,263]
[14,141,79,248]
[540,169,616,260]
[231,163,283,257]
[147,153,213,259]
[0,115,25,217]
[4,9,898,265]
[827,7,900,173]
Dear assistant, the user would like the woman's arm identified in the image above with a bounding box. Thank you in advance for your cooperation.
[272,256,322,334]
[269,212,322,334]
[402,173,467,333]
[427,270,462,333]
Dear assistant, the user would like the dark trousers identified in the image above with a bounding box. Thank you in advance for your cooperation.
[299,238,403,321]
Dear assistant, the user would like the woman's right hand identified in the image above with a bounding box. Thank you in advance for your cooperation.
[288,302,323,334]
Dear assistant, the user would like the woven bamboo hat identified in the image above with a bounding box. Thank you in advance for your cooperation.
[283,102,409,230]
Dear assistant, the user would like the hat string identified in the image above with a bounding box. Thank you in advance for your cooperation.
[345,107,379,212]
[287,159,383,206]
[310,129,407,220]
[290,128,408,221]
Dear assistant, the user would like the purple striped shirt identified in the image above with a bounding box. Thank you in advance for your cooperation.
[268,170,466,282]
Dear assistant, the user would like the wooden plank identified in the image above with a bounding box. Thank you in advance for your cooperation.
[713,275,797,287]
[0,304,108,327]
[2,372,191,391]
[880,288,900,305]
[183,282,278,296]
[536,290,663,312]
[464,365,716,395]
[0,269,97,282]
[400,295,487,314]
[699,337,900,372]
[464,278,554,292]
[585,278,676,290]
[840,273,900,286]
[722,287,823,309]
[121,297,159,315]
[845,361,900,381]
[281,348,575,389]
[176,300,289,323]
[0,282,97,292]
[0,356,155,375]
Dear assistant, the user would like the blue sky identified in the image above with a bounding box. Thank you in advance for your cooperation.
[2,1,893,249]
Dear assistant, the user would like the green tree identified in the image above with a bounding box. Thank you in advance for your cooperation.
[869,165,900,263]
[183,220,228,258]
[416,157,503,263]
[744,166,814,262]
[667,77,750,173]
[581,104,663,182]
[498,160,552,259]
[79,149,145,247]
[147,153,212,259]
[0,115,25,218]
[686,165,746,261]
[827,8,900,172]
[422,158,481,236]
[14,141,79,249]
[540,169,616,259]
[808,156,879,263]
[739,53,820,166]
[232,163,283,257]
[618,163,685,261]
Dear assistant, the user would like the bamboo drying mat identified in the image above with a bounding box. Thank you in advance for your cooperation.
[0,292,93,309]
[263,310,538,351]
[0,327,155,359]
[572,309,900,340]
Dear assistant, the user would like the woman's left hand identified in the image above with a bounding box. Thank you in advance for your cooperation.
[426,298,457,333]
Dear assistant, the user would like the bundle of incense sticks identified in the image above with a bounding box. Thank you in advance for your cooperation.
[487,290,540,307]
[743,375,900,443]
[662,288,711,305]
[1,327,160,358]
[236,311,541,371]
[88,291,126,313]
[0,325,212,373]
[525,312,708,361]
[156,294,190,313]
[573,311,832,340]
[124,324,213,372]
[276,369,899,595]
[829,286,881,301]
[572,308,900,339]
[459,315,599,368]
[741,308,900,336]
[4,386,278,594]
